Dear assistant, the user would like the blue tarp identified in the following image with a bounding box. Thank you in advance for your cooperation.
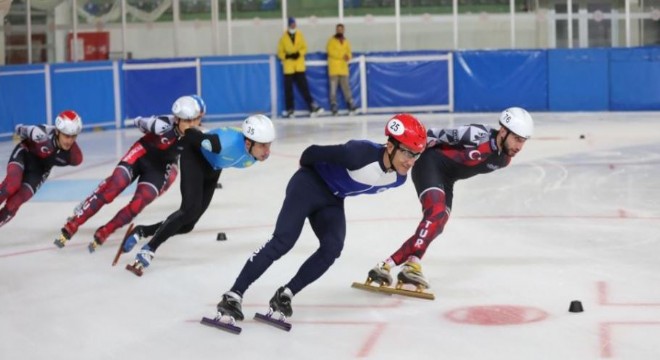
[50,61,117,126]
[122,58,198,119]
[454,50,548,111]
[609,47,660,110]
[201,55,271,120]
[0,64,47,134]
[547,49,609,111]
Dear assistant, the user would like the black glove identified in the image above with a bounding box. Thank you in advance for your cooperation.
[286,52,300,60]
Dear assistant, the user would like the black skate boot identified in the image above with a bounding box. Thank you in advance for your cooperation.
[254,287,293,331]
[216,291,244,321]
[367,262,393,286]
[396,262,430,290]
[200,291,244,334]
[269,286,293,317]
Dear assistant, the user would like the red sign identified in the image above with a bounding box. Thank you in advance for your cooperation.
[66,32,109,61]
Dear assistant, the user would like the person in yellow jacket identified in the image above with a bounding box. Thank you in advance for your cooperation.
[326,23,357,116]
[277,17,323,118]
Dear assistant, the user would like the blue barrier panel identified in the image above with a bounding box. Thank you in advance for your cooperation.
[122,58,198,118]
[50,61,117,127]
[455,50,548,111]
[201,55,271,120]
[547,49,609,111]
[610,47,660,110]
[0,64,47,135]
[366,53,449,110]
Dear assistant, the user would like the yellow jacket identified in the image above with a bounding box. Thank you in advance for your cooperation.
[277,30,307,74]
[326,35,352,76]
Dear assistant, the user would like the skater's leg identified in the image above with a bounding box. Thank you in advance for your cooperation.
[94,181,158,244]
[65,165,132,236]
[388,188,449,264]
[229,169,330,296]
[0,184,34,227]
[285,204,346,295]
[0,162,24,205]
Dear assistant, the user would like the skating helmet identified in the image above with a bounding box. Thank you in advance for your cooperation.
[384,113,427,153]
[55,110,83,136]
[499,107,534,139]
[242,114,275,143]
[172,95,206,120]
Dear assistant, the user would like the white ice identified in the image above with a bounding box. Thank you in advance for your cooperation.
[0,112,659,360]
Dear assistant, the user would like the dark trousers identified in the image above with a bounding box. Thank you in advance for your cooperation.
[231,168,346,296]
[146,148,221,252]
[284,72,315,111]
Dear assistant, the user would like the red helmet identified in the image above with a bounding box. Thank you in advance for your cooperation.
[55,110,83,136]
[384,113,427,153]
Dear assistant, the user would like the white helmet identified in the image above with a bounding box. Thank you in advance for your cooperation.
[242,114,275,143]
[499,107,533,139]
[55,110,83,135]
[172,95,206,120]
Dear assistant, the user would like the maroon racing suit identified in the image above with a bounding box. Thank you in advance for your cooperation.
[62,115,182,243]
[388,124,512,264]
[0,125,83,227]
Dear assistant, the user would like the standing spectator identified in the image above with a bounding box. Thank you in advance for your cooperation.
[326,23,357,116]
[277,16,324,118]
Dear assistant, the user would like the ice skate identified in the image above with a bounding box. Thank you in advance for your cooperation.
[122,225,145,253]
[396,261,430,290]
[367,262,393,286]
[330,104,338,116]
[283,109,294,119]
[125,244,153,277]
[352,261,435,300]
[348,104,359,116]
[53,224,75,248]
[88,226,110,253]
[200,291,244,334]
[309,104,324,118]
[112,223,135,266]
[254,287,293,331]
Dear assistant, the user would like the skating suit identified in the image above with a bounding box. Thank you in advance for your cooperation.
[64,115,184,241]
[231,140,406,296]
[389,124,512,264]
[144,127,257,252]
[0,125,82,227]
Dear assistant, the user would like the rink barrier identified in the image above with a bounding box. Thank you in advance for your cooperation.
[1,47,659,139]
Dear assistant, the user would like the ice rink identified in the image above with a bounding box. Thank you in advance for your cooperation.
[0,112,659,359]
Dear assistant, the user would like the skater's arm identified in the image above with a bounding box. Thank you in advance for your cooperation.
[15,124,51,143]
[134,115,174,135]
[299,140,368,169]
[427,124,492,148]
[184,127,221,153]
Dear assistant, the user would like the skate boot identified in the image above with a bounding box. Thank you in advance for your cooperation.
[122,225,145,253]
[125,244,154,277]
[54,223,77,248]
[269,286,293,317]
[310,104,324,117]
[284,109,294,119]
[216,291,244,321]
[88,226,111,253]
[367,262,393,286]
[396,262,430,290]
[330,104,338,116]
[348,103,358,116]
